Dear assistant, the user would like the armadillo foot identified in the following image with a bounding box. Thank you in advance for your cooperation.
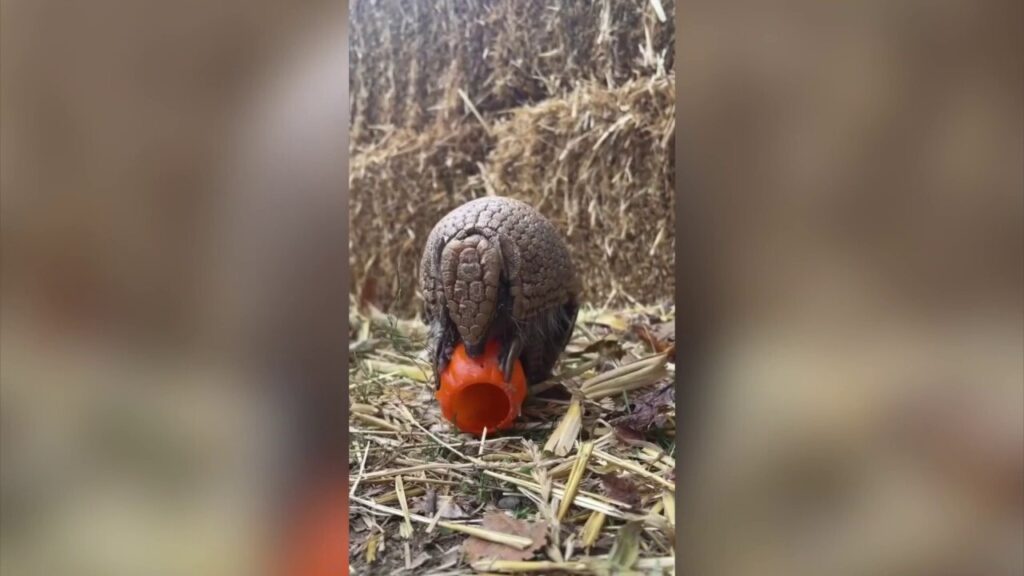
[435,340,455,389]
[465,340,486,358]
[499,336,523,384]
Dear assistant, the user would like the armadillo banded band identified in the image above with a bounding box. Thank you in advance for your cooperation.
[441,234,501,345]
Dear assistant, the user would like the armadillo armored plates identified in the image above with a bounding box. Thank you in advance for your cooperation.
[420,196,581,435]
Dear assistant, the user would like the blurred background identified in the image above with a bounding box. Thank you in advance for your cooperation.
[1,1,347,574]
[679,1,1022,575]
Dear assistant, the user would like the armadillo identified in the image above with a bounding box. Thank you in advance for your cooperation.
[420,196,581,387]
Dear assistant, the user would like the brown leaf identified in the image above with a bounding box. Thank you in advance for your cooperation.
[599,473,642,509]
[613,425,647,447]
[630,319,675,354]
[462,512,547,563]
[665,343,676,362]
[612,380,674,431]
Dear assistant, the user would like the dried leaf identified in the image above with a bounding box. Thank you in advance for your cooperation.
[612,424,666,455]
[462,512,547,563]
[612,380,674,430]
[612,425,647,447]
[599,473,642,509]
[630,319,675,354]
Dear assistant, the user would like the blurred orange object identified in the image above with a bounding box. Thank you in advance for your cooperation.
[437,340,527,436]
[283,478,347,576]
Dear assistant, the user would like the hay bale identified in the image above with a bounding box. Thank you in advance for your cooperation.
[350,0,675,145]
[349,122,494,312]
[349,76,674,315]
[487,76,675,308]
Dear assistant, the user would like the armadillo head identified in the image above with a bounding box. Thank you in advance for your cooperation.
[440,233,502,356]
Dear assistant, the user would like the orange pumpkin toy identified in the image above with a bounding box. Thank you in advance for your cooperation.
[436,339,527,436]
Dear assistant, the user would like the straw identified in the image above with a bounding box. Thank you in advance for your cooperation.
[349,301,676,572]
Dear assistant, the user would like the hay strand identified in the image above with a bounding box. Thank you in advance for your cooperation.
[557,441,596,521]
[352,496,535,550]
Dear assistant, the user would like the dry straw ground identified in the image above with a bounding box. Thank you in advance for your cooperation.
[349,299,676,575]
[349,0,675,315]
